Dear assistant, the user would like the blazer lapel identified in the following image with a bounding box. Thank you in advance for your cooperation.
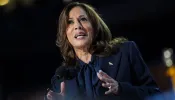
[98,53,122,79]
[92,53,122,87]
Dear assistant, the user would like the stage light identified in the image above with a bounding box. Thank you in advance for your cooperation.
[164,50,171,59]
[163,48,173,67]
[0,0,9,6]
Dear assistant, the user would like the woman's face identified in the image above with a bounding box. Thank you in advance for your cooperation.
[66,6,94,50]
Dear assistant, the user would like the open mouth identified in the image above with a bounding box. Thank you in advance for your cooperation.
[74,33,87,39]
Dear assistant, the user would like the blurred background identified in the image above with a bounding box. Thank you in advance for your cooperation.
[1,0,175,100]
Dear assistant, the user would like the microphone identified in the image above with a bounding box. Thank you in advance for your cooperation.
[44,66,66,100]
[44,65,79,100]
[56,65,80,80]
[56,65,67,80]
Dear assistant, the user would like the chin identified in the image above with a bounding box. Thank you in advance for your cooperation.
[74,43,89,49]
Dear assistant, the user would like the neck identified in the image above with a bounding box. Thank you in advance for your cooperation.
[74,48,91,64]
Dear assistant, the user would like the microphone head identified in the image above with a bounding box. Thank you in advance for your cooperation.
[56,66,66,80]
[55,65,79,80]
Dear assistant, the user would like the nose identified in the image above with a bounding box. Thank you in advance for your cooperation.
[74,21,82,30]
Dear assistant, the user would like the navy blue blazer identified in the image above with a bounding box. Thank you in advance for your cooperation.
[51,41,161,100]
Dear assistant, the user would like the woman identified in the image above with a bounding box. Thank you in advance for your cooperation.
[46,2,160,100]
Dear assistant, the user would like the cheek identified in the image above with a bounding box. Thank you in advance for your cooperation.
[87,26,94,38]
[86,23,93,33]
[66,28,74,42]
[66,27,71,35]
[66,27,72,35]
[66,30,71,40]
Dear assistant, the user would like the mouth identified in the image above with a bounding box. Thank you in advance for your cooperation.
[74,32,87,39]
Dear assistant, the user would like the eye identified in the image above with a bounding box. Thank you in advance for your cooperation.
[80,17,87,21]
[67,20,74,24]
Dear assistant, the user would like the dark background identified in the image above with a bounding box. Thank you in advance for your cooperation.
[1,0,175,99]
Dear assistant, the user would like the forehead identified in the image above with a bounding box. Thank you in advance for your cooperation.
[68,6,87,18]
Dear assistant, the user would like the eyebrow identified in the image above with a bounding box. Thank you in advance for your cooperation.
[79,15,86,17]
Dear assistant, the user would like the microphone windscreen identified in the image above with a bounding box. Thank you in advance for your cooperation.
[56,66,66,80]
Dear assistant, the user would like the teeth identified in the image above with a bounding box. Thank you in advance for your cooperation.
[76,35,85,39]
[75,34,86,38]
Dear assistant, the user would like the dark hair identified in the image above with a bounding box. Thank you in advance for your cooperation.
[56,2,127,66]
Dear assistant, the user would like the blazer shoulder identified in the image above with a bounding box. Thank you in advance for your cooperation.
[119,41,138,53]
[121,41,137,47]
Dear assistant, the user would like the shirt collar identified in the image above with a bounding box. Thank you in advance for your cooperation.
[76,54,96,67]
